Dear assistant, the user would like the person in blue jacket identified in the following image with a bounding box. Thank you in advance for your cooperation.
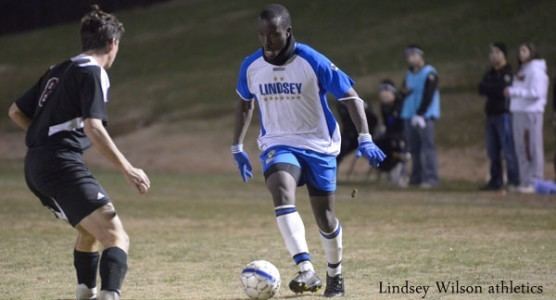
[401,45,440,188]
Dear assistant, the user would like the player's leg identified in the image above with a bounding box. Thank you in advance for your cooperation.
[261,148,321,294]
[267,168,323,293]
[304,151,344,297]
[74,226,101,300]
[78,203,129,300]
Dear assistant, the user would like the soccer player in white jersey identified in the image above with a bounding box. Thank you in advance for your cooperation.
[231,4,385,297]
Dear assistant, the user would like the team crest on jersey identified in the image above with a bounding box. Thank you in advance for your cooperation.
[504,74,511,83]
[265,150,276,164]
[38,77,60,107]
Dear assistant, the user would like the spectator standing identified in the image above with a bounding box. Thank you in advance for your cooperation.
[401,45,441,188]
[506,42,549,193]
[478,42,520,191]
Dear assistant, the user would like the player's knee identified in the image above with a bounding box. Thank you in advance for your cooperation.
[97,229,129,252]
[79,231,98,248]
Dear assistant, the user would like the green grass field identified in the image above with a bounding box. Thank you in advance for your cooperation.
[1,161,555,299]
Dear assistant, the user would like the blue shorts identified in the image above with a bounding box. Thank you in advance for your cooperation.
[260,146,337,193]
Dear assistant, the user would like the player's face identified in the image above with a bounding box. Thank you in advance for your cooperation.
[518,45,531,64]
[405,52,423,68]
[489,47,505,66]
[257,18,290,60]
[105,39,120,69]
[379,90,395,104]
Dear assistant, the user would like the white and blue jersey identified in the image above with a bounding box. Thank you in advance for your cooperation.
[236,43,354,156]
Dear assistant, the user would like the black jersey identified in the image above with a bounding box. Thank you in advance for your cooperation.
[16,54,110,152]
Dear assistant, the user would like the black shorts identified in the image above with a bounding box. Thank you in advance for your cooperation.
[24,148,110,227]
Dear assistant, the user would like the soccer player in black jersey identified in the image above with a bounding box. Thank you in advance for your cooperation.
[7,6,150,300]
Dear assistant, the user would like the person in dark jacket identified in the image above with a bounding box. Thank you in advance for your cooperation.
[378,79,405,140]
[478,42,520,190]
[374,79,409,185]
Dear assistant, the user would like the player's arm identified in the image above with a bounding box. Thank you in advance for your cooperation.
[231,99,254,182]
[232,99,254,145]
[340,88,386,166]
[84,118,150,194]
[8,103,32,131]
[9,74,44,131]
[340,88,370,135]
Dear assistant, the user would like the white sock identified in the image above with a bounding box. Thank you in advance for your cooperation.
[76,283,97,300]
[320,220,343,277]
[275,205,314,272]
[98,290,120,300]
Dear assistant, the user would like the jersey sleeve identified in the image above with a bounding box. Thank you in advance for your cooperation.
[236,58,254,101]
[79,70,107,121]
[315,55,354,99]
[15,79,41,118]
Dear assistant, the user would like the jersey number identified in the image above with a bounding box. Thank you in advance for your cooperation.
[38,77,60,107]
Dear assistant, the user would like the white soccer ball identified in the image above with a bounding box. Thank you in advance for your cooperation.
[240,260,281,300]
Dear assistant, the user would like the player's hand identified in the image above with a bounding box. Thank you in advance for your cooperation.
[123,166,150,194]
[411,115,426,129]
[232,144,253,183]
[356,133,386,167]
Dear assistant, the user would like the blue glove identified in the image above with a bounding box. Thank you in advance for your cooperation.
[356,133,386,167]
[231,144,253,183]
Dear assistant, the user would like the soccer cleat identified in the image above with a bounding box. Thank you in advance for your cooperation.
[324,274,345,297]
[98,290,119,300]
[288,270,322,294]
[76,283,97,300]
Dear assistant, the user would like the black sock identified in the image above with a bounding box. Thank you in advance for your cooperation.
[99,247,128,292]
[74,250,100,289]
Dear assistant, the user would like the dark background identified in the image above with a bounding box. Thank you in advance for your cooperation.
[0,0,169,35]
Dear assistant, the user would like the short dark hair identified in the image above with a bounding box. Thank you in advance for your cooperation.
[259,4,291,28]
[491,42,508,58]
[80,5,125,52]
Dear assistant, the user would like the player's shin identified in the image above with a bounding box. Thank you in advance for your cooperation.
[319,220,343,276]
[99,247,128,297]
[74,250,100,299]
[275,205,314,272]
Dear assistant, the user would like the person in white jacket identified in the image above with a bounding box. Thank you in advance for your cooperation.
[505,43,549,193]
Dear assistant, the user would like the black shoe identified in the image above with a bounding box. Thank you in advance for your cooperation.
[289,270,322,294]
[324,274,345,297]
[479,184,502,191]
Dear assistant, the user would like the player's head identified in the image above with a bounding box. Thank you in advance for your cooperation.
[378,79,397,104]
[80,5,125,69]
[257,4,292,60]
[404,44,425,68]
[489,42,507,67]
[517,42,539,65]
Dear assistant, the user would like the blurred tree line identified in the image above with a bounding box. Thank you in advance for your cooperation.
[0,0,169,36]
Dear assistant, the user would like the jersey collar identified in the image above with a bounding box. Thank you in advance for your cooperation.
[262,35,296,66]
